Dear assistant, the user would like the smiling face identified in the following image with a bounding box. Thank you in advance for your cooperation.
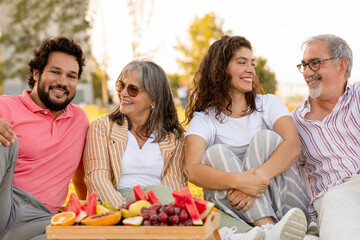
[302,41,344,100]
[31,52,79,115]
[118,70,154,123]
[226,47,255,96]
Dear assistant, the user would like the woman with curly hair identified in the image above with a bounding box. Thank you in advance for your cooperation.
[185,36,310,239]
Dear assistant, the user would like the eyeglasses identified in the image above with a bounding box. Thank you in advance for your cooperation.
[296,57,336,73]
[116,80,142,97]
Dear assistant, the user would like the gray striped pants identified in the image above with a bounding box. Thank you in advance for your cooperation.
[202,130,310,225]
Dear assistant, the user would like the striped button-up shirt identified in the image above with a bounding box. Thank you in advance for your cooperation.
[291,81,360,220]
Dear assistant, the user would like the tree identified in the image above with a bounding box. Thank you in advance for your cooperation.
[254,57,277,94]
[0,0,92,84]
[127,0,156,58]
[174,12,231,85]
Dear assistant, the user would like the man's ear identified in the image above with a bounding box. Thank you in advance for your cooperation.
[338,58,348,76]
[33,69,40,82]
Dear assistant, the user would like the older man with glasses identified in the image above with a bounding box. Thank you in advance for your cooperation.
[291,34,360,240]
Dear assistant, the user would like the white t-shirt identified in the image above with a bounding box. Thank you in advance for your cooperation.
[185,94,289,159]
[118,131,164,189]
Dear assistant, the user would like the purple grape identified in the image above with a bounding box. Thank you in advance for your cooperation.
[150,214,159,225]
[174,207,181,215]
[143,220,151,226]
[171,215,180,225]
[149,209,157,216]
[142,213,150,221]
[140,206,149,214]
[159,222,169,226]
[149,204,162,213]
[166,206,175,215]
[179,209,189,221]
[158,212,169,223]
[184,218,193,226]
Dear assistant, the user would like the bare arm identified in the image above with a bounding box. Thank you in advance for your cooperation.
[72,163,87,200]
[255,115,301,181]
[0,118,16,146]
[185,135,269,197]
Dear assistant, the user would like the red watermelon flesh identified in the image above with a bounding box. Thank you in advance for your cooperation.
[181,187,203,226]
[171,190,186,210]
[84,192,98,216]
[194,198,215,220]
[133,185,147,201]
[147,190,162,205]
[64,193,88,222]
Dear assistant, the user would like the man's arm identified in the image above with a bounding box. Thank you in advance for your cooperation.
[72,163,87,200]
[0,118,16,146]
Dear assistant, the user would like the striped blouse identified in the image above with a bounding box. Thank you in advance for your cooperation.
[291,81,360,220]
[83,115,188,209]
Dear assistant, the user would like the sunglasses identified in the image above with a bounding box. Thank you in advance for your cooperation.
[116,80,142,97]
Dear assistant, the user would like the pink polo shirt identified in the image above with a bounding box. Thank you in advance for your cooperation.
[0,90,89,214]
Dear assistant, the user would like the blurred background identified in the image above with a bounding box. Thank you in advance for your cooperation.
[1,0,360,200]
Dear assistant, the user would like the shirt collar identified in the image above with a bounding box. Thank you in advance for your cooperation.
[300,81,352,115]
[20,90,71,118]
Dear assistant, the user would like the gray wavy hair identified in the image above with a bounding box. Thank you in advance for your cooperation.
[109,59,184,141]
[302,34,353,78]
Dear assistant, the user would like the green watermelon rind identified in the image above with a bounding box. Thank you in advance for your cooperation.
[194,198,215,220]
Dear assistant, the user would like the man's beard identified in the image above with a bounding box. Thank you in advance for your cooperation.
[309,83,322,99]
[37,76,75,111]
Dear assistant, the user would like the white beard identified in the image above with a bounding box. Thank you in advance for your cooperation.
[309,83,322,98]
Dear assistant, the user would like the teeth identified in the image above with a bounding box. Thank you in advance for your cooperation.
[53,89,66,93]
[242,78,253,82]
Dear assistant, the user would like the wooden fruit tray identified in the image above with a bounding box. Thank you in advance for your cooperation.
[46,212,220,240]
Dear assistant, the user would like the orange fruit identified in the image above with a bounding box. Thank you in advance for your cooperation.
[51,212,76,226]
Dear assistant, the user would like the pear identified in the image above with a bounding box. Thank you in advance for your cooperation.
[128,200,151,216]
[122,216,143,226]
[121,208,136,219]
[96,204,110,214]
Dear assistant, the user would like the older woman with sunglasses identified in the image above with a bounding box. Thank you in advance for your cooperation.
[83,60,187,208]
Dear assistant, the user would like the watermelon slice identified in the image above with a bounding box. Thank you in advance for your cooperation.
[147,190,162,205]
[64,193,88,222]
[133,185,147,201]
[181,187,203,226]
[171,190,186,210]
[84,192,98,216]
[194,198,215,220]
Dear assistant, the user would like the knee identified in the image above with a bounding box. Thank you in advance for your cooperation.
[0,137,19,166]
[202,144,234,164]
[254,130,283,145]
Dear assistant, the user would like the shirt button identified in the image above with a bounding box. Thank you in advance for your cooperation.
[44,111,48,114]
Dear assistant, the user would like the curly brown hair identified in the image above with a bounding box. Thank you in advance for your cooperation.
[185,35,263,124]
[27,36,85,89]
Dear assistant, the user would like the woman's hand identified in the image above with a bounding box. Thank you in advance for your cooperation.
[236,168,270,197]
[227,189,255,212]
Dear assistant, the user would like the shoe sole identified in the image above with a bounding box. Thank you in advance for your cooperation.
[279,208,307,240]
[243,227,266,240]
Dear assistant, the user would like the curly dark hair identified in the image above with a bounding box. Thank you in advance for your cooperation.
[27,36,86,89]
[185,35,263,124]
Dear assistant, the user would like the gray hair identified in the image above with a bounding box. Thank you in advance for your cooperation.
[109,59,184,141]
[302,34,353,78]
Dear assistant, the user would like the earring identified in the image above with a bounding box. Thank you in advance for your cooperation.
[151,105,154,111]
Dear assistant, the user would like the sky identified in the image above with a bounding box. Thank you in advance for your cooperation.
[89,0,360,92]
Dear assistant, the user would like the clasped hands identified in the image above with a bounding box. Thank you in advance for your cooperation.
[228,168,270,212]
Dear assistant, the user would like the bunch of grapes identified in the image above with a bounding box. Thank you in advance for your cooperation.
[141,203,193,226]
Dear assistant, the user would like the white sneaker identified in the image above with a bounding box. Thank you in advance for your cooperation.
[262,208,307,240]
[219,226,266,240]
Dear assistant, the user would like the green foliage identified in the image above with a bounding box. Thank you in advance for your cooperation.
[254,57,278,94]
[0,0,92,83]
[174,12,232,85]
